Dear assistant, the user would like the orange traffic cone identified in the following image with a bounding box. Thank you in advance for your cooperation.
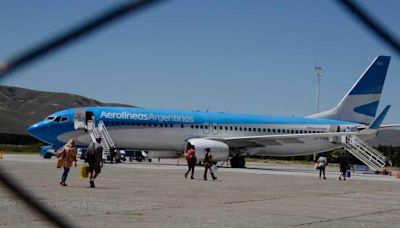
[396,169,400,179]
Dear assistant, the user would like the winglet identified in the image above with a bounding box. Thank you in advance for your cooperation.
[369,105,391,129]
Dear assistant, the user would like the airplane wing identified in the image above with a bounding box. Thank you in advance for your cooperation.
[207,131,358,148]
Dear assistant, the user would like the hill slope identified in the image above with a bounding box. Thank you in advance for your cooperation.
[0,85,134,134]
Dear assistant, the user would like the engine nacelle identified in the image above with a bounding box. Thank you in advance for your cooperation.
[187,138,230,161]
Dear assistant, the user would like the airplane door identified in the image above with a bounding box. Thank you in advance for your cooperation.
[74,109,86,130]
[212,123,219,135]
[203,123,210,135]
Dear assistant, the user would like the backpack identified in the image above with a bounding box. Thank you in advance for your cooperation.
[85,143,95,162]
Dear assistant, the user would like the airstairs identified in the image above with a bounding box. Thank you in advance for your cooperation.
[344,135,388,172]
[87,120,115,160]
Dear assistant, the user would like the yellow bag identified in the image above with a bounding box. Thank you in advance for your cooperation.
[56,158,62,169]
[80,165,89,178]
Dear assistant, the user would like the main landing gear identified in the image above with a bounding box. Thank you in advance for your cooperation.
[230,156,246,168]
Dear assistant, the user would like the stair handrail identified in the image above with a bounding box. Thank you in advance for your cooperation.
[351,136,386,161]
[345,143,382,171]
[98,121,115,148]
[345,135,386,171]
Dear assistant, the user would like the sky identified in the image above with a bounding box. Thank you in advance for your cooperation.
[1,0,400,123]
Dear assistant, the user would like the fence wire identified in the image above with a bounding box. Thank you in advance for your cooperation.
[0,0,399,227]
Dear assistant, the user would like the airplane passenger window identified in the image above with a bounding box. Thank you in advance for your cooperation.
[282,129,286,133]
[214,126,217,130]
[239,127,242,131]
[181,124,184,128]
[253,128,257,132]
[278,129,280,133]
[225,126,228,130]
[268,129,271,132]
[220,126,223,130]
[191,125,194,128]
[263,128,266,132]
[170,124,173,128]
[195,125,199,129]
[234,127,237,131]
[295,130,298,134]
[300,130,303,134]
[273,129,275,133]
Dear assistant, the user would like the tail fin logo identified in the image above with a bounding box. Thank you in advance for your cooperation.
[353,101,379,117]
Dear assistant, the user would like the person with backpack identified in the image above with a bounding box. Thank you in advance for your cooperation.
[56,139,77,186]
[184,144,196,179]
[203,148,217,181]
[85,138,103,188]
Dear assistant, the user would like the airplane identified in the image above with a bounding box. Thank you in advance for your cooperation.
[28,56,396,168]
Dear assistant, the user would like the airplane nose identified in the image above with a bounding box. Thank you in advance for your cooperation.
[27,121,49,139]
[27,123,41,136]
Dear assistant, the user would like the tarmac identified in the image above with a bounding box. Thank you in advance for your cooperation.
[0,154,400,228]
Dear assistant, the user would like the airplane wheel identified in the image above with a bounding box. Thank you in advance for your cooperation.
[230,156,245,168]
[43,153,52,159]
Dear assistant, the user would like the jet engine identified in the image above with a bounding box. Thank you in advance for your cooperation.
[187,138,230,161]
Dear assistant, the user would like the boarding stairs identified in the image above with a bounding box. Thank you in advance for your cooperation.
[344,135,388,172]
[87,120,115,160]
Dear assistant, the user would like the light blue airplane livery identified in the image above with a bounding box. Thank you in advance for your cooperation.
[28,56,396,168]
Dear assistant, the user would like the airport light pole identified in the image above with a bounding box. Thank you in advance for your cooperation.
[314,65,323,161]
[315,66,323,113]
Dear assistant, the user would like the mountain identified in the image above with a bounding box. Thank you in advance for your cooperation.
[0,85,135,135]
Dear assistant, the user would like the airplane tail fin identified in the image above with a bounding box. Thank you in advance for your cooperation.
[308,56,391,124]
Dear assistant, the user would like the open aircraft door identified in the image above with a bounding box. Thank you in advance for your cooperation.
[74,109,86,130]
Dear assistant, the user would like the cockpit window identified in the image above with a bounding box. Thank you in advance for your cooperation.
[47,115,68,122]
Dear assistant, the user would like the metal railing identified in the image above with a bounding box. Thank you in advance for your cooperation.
[345,135,386,171]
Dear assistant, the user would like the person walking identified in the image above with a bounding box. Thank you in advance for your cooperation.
[85,138,103,188]
[57,139,77,186]
[317,154,327,179]
[185,144,196,179]
[338,153,348,180]
[203,148,217,181]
